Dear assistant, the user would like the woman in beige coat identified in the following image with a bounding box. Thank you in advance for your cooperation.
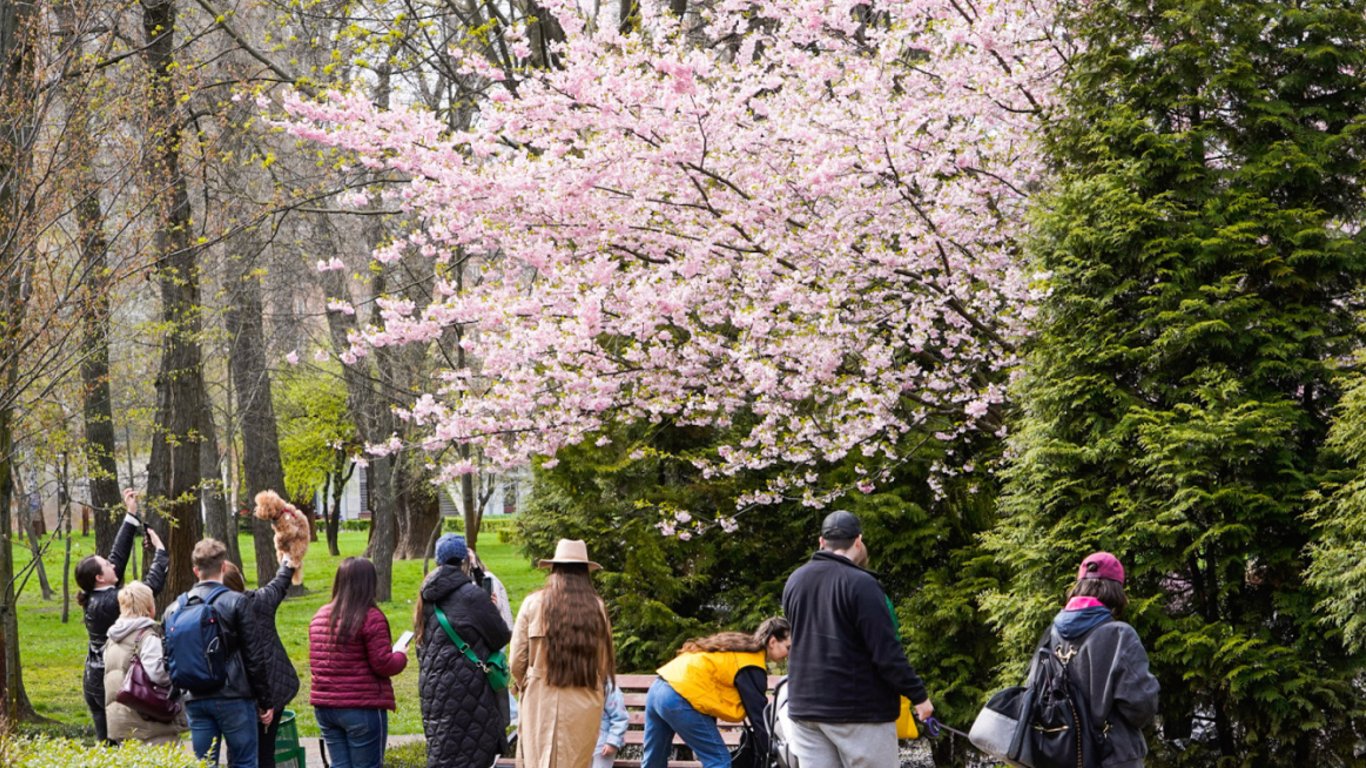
[103,581,186,744]
[512,539,615,768]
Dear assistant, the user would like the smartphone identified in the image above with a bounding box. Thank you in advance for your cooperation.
[393,630,414,653]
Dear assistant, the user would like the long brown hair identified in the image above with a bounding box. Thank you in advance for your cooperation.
[679,617,791,654]
[541,563,615,688]
[328,557,378,642]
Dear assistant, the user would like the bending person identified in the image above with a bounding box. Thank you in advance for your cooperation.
[78,488,167,743]
[642,618,790,768]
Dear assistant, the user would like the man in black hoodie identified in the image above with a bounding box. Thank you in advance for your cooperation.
[781,510,935,767]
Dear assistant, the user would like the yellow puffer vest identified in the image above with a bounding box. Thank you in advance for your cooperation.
[657,650,767,722]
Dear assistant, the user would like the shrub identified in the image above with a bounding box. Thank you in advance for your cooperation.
[0,734,208,767]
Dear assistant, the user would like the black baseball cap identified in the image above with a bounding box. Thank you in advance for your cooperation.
[821,510,862,539]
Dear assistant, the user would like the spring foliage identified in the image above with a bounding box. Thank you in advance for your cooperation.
[280,0,1064,514]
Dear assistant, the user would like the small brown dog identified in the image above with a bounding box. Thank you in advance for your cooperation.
[253,490,310,585]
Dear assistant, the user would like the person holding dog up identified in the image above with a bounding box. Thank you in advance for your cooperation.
[641,617,791,768]
[77,488,167,744]
[222,555,299,768]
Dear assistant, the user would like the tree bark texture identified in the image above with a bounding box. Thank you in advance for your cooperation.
[225,243,284,586]
[0,0,39,722]
[69,61,122,556]
[200,404,242,569]
[141,0,205,602]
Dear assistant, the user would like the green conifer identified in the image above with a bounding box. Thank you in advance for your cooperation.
[986,0,1366,761]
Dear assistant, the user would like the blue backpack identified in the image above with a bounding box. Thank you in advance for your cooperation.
[164,585,231,694]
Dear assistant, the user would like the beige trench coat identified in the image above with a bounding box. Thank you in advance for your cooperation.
[511,590,612,768]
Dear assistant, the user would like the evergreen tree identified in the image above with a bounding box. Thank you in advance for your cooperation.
[1307,371,1366,651]
[986,0,1366,763]
[522,418,1007,757]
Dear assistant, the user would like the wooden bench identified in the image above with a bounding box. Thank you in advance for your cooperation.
[495,672,781,768]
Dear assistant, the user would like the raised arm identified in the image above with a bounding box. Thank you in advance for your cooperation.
[254,561,296,613]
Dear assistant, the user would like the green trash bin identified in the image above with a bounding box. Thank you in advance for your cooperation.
[274,709,300,751]
[273,746,307,768]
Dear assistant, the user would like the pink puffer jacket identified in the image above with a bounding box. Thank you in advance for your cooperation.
[309,604,408,710]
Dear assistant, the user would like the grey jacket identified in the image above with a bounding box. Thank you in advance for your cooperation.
[162,581,271,708]
[1039,612,1161,768]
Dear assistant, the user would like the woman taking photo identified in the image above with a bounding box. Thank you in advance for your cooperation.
[78,488,167,743]
[511,539,615,768]
[416,534,513,767]
[223,556,299,768]
[102,581,186,744]
[309,557,408,768]
[642,618,790,768]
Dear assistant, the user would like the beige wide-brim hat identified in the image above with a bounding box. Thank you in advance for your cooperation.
[538,538,602,571]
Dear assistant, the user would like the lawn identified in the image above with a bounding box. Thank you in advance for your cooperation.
[12,526,543,738]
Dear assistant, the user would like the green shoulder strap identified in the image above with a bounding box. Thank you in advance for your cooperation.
[433,605,487,670]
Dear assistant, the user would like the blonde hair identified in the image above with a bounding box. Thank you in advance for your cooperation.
[118,581,155,619]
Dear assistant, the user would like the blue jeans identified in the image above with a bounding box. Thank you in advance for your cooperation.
[186,697,260,768]
[642,679,731,768]
[316,707,388,768]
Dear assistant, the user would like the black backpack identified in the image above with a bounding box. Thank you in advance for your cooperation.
[1027,625,1110,768]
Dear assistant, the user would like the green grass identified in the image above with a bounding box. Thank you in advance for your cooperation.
[12,529,542,738]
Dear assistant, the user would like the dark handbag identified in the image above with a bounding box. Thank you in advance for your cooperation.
[115,634,182,724]
[730,722,770,768]
[433,605,511,690]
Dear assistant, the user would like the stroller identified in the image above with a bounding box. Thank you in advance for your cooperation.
[766,676,799,768]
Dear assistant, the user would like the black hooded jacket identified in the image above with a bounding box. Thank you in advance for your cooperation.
[418,564,513,767]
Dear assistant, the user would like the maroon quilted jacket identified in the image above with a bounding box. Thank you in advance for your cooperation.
[309,603,408,710]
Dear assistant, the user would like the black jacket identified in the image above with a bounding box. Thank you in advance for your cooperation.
[163,580,271,709]
[418,565,513,767]
[245,564,300,711]
[781,551,928,722]
[84,519,169,670]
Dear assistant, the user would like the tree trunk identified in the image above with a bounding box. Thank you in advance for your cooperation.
[222,109,284,588]
[461,460,479,550]
[0,0,39,723]
[67,66,121,554]
[141,0,205,603]
[200,405,241,569]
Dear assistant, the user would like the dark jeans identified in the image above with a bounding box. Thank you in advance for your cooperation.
[259,705,286,768]
[316,707,388,768]
[186,697,260,768]
[83,663,109,744]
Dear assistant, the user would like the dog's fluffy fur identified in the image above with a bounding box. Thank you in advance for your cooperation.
[253,490,309,585]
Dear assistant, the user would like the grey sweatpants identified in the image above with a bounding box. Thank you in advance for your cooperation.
[787,718,898,768]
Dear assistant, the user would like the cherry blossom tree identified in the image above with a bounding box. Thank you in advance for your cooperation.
[281,0,1067,523]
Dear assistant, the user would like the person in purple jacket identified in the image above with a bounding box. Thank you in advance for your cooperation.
[309,557,408,768]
